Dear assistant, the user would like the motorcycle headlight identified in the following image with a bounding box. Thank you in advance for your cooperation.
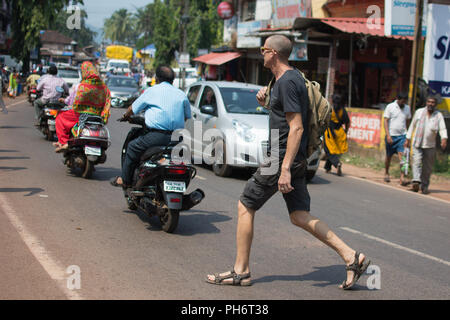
[232,119,255,143]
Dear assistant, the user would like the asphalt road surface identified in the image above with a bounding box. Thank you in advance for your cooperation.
[1,99,449,300]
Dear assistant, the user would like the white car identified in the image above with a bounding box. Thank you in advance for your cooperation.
[184,81,321,181]
[106,59,131,75]
[57,66,81,88]
[173,67,198,89]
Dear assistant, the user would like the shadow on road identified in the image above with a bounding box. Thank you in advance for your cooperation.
[0,156,30,160]
[0,166,27,171]
[91,167,122,181]
[253,265,371,291]
[0,150,19,153]
[0,188,44,196]
[308,175,331,185]
[0,126,27,129]
[124,208,231,235]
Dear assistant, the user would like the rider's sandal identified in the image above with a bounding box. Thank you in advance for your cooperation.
[206,269,252,286]
[110,176,124,187]
[341,252,371,290]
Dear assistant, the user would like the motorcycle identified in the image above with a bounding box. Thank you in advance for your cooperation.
[37,86,66,141]
[28,85,41,104]
[38,99,64,141]
[61,113,110,179]
[119,113,205,233]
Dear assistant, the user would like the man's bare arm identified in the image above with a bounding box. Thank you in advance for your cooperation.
[278,112,303,193]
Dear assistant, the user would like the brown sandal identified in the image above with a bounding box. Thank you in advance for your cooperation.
[341,252,371,290]
[206,269,252,286]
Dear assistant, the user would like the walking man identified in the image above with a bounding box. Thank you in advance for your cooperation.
[206,35,370,290]
[383,92,411,184]
[405,97,447,194]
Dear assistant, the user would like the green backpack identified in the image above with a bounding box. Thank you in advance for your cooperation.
[264,69,332,159]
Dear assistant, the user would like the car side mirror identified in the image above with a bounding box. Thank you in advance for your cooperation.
[200,104,216,116]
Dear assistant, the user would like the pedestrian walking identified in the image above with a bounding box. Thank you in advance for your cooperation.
[323,93,350,176]
[383,93,411,184]
[0,69,7,114]
[8,69,18,98]
[206,35,370,290]
[405,97,447,194]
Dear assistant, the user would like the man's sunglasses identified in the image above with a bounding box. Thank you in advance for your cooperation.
[260,47,276,55]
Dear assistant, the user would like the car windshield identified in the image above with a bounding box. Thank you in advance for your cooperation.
[219,87,268,115]
[58,69,80,79]
[110,62,129,69]
[107,77,138,88]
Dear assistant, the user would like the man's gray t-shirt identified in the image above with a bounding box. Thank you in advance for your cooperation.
[268,69,309,163]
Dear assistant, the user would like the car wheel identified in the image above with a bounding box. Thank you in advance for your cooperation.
[212,140,232,177]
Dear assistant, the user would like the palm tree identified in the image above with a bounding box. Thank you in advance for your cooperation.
[103,9,137,46]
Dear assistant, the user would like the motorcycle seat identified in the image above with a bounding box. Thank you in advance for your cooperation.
[140,141,179,162]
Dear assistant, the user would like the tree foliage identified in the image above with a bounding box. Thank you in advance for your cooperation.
[103,9,138,46]
[48,8,96,48]
[103,0,224,67]
[6,0,84,71]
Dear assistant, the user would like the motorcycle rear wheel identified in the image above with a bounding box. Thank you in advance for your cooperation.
[159,209,179,233]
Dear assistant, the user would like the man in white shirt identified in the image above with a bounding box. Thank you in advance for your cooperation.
[383,93,411,184]
[405,97,448,194]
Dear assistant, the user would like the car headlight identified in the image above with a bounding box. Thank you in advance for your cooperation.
[232,119,255,143]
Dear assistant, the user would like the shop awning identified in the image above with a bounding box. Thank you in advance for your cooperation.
[193,52,242,66]
[292,17,414,40]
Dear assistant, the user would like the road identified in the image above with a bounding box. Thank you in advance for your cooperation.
[1,98,449,300]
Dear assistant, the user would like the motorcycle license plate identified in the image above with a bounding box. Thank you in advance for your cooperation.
[85,145,101,156]
[30,94,37,98]
[164,181,186,193]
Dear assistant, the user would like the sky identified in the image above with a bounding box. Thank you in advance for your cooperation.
[82,0,154,30]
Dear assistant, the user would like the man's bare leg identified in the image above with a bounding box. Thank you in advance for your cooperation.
[385,155,392,182]
[289,210,366,288]
[206,201,255,283]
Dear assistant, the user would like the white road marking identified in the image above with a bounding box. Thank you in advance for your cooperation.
[340,226,450,267]
[0,193,83,299]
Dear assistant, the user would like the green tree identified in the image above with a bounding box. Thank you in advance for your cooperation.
[151,0,181,66]
[49,9,96,48]
[134,4,154,50]
[103,9,138,46]
[6,0,84,72]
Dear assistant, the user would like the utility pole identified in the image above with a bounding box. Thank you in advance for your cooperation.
[180,0,190,91]
[408,0,424,114]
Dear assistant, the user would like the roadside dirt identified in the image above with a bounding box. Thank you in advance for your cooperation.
[321,160,450,203]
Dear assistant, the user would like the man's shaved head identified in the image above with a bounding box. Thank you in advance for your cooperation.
[266,35,293,60]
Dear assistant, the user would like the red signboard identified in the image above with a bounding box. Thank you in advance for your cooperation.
[347,112,382,147]
[217,2,234,20]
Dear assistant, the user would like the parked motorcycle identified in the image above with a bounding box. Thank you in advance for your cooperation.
[119,114,205,233]
[61,113,110,179]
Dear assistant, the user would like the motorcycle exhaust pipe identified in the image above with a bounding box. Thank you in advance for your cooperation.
[182,188,205,211]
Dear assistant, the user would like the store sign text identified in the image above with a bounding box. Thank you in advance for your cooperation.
[347,113,382,147]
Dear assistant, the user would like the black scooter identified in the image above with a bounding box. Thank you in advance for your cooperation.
[118,114,205,233]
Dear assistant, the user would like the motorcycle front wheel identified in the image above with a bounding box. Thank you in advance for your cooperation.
[159,208,179,233]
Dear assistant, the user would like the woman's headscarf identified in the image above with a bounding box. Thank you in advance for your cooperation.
[72,61,111,123]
